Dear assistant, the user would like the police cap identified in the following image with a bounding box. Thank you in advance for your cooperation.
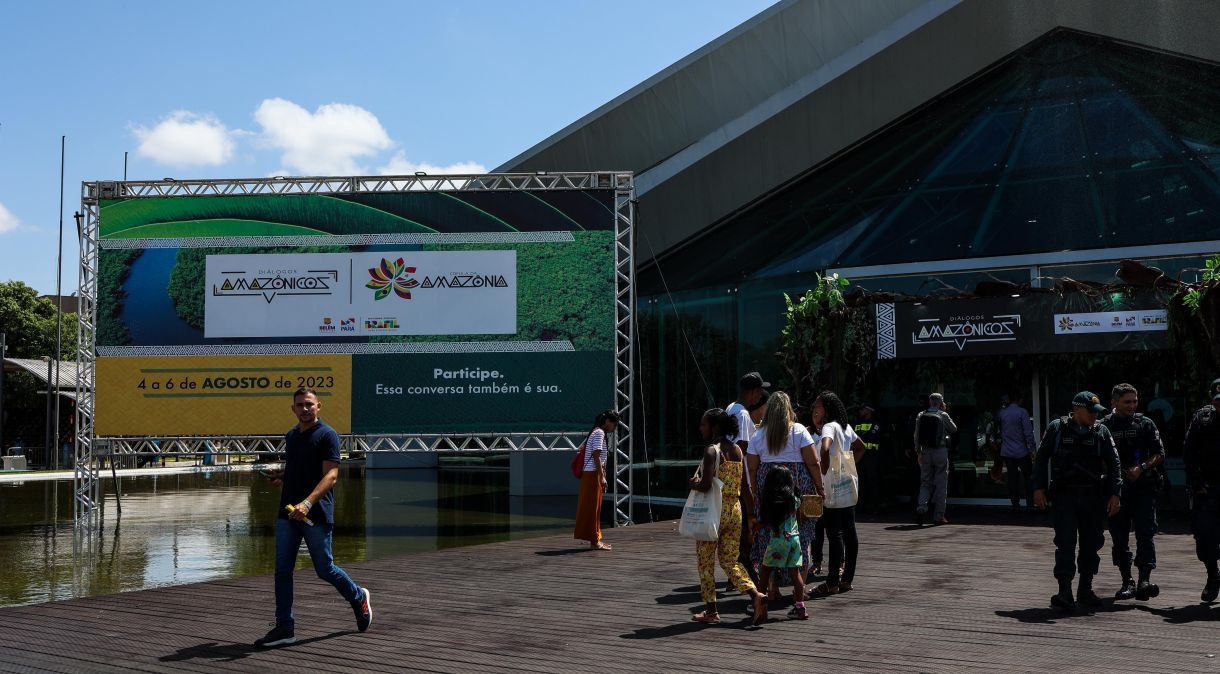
[1072,391,1107,414]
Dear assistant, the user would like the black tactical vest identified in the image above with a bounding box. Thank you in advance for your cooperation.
[1052,418,1106,487]
[1104,413,1153,470]
[1196,406,1220,483]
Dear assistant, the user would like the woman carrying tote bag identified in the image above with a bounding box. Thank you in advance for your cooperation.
[746,392,825,599]
[811,391,868,596]
[686,408,766,624]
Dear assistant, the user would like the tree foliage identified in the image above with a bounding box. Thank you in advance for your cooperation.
[0,281,76,359]
[96,250,139,346]
[777,273,874,405]
[0,281,77,448]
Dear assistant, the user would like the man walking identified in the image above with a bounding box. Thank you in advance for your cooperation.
[999,394,1037,512]
[727,372,768,586]
[1033,392,1122,611]
[1185,378,1220,602]
[256,387,372,647]
[1102,383,1165,601]
[914,393,956,526]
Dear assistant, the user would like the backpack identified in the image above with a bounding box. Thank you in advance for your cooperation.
[917,412,945,450]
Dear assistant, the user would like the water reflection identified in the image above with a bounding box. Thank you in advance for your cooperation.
[0,465,580,607]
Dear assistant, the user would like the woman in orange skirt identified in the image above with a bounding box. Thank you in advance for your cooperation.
[575,410,620,550]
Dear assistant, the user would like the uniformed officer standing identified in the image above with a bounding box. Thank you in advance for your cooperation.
[1185,377,1220,602]
[855,403,884,514]
[1102,383,1165,601]
[1033,391,1122,610]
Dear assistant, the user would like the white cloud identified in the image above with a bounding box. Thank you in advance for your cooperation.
[377,152,486,176]
[255,98,393,175]
[0,201,22,234]
[132,111,237,167]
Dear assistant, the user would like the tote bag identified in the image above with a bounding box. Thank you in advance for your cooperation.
[678,445,723,541]
[823,423,860,509]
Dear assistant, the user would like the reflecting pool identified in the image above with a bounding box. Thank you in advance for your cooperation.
[0,464,585,607]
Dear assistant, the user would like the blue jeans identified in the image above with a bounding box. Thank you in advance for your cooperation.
[275,518,361,628]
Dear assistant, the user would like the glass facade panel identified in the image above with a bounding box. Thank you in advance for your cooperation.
[634,29,1219,502]
[639,29,1220,296]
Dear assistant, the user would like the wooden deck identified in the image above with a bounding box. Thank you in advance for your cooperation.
[2,512,1219,673]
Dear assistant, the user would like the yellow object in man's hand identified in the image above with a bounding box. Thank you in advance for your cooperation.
[286,504,314,526]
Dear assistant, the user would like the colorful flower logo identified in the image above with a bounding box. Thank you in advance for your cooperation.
[367,258,418,300]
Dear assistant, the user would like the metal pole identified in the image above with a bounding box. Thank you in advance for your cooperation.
[123,151,127,181]
[54,135,66,471]
[44,357,52,468]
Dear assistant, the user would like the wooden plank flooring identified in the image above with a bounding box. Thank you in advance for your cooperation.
[2,512,1220,673]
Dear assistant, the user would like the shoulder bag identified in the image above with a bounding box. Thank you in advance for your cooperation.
[678,444,723,541]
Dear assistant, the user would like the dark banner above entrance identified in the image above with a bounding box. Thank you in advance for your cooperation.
[874,294,1168,360]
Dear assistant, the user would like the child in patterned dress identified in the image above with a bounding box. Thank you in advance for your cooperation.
[758,465,807,619]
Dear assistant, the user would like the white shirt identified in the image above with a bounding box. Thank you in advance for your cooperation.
[582,428,606,472]
[820,421,858,458]
[747,423,816,464]
[725,402,756,446]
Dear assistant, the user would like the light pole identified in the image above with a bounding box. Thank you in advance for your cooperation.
[42,356,52,469]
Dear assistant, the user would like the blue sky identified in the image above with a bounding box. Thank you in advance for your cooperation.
[0,0,774,295]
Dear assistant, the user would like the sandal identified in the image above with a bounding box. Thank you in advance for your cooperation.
[751,595,768,626]
[810,582,840,597]
[593,542,612,551]
[692,610,721,624]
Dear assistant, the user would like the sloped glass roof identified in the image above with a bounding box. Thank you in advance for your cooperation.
[639,29,1220,293]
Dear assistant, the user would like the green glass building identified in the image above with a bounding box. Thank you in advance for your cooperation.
[499,0,1220,503]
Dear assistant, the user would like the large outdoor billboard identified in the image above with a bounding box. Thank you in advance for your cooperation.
[93,188,618,436]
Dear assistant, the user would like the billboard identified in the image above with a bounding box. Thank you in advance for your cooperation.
[93,188,619,436]
[875,293,1170,360]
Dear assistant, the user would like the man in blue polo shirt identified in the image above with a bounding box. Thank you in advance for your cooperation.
[255,387,372,647]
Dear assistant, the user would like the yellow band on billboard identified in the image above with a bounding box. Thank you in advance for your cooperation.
[96,355,352,436]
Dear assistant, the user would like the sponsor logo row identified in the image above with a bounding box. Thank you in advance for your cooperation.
[318,317,401,334]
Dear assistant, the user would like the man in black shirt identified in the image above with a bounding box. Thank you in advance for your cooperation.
[255,387,372,647]
[1102,383,1165,601]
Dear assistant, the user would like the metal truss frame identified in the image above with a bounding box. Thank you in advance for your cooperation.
[75,199,102,529]
[76,172,636,527]
[96,431,590,456]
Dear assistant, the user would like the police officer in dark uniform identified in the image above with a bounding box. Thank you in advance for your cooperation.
[855,403,884,513]
[1033,391,1122,610]
[1185,377,1220,602]
[1102,383,1165,601]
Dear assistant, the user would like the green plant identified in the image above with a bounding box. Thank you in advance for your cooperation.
[778,273,849,404]
[1182,254,1220,314]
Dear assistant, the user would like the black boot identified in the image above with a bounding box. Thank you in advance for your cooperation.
[1051,578,1074,610]
[1114,576,1136,600]
[1203,570,1220,603]
[1135,568,1159,601]
[1077,576,1102,609]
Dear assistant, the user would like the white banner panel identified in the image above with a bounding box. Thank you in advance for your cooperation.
[1052,310,1168,335]
[204,251,517,338]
